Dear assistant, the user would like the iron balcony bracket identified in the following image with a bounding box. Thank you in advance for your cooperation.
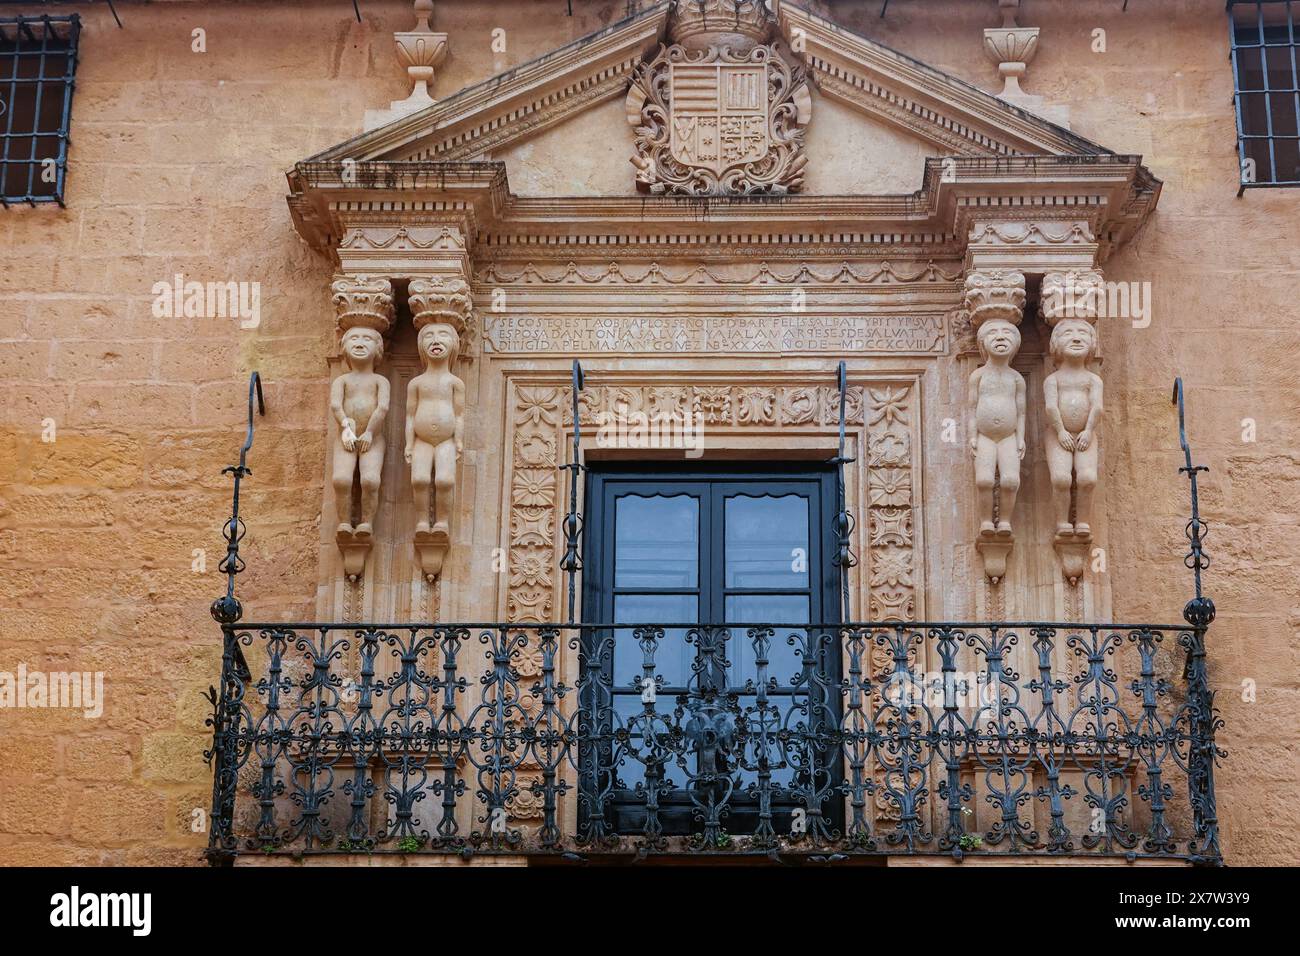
[1172,378,1214,627]
[559,360,586,624]
[211,371,265,629]
[828,360,858,622]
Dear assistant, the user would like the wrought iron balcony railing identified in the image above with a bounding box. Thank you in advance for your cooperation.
[205,375,1221,864]
[205,618,1222,863]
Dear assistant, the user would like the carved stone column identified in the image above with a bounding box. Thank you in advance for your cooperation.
[963,269,1026,585]
[330,274,395,581]
[1040,269,1105,590]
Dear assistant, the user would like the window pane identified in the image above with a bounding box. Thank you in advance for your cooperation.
[724,493,809,588]
[614,493,698,588]
[1237,46,1264,90]
[724,594,809,687]
[1272,93,1300,136]
[1275,136,1300,181]
[1265,44,1297,88]
[1243,134,1276,181]
[1241,91,1273,136]
[613,593,697,689]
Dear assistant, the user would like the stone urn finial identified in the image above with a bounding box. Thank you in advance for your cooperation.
[395,0,448,113]
[983,0,1039,102]
[364,0,449,129]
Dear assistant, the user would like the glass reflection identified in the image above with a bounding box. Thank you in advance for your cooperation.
[615,494,698,588]
[724,494,809,588]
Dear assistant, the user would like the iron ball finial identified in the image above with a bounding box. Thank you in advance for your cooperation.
[210,595,243,625]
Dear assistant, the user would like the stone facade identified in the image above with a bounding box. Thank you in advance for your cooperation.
[0,0,1296,866]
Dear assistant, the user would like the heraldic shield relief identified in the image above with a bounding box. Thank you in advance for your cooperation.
[669,60,768,173]
[627,44,812,196]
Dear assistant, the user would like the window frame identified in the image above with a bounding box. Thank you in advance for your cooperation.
[0,13,80,207]
[579,462,845,838]
[1229,0,1300,192]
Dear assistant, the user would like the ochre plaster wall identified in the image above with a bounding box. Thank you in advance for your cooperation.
[0,0,1295,865]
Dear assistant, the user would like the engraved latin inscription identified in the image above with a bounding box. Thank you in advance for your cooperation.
[483,314,946,354]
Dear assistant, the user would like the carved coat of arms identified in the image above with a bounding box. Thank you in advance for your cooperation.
[626,41,812,196]
[669,61,768,173]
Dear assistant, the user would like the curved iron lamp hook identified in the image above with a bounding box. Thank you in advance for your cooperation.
[211,372,267,625]
[1172,378,1214,627]
[238,371,266,469]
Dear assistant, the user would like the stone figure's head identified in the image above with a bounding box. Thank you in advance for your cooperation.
[418,322,460,368]
[1049,318,1098,364]
[340,326,384,368]
[976,318,1021,362]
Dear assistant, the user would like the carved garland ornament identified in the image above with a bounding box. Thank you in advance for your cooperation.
[625,43,812,195]
[477,260,962,287]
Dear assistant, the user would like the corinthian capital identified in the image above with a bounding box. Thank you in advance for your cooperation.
[331,275,394,334]
[963,269,1026,328]
[409,275,473,336]
[1041,269,1105,326]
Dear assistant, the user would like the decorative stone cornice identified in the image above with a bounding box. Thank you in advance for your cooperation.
[289,154,1157,264]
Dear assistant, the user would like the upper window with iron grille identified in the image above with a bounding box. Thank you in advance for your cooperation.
[1231,1,1300,189]
[0,14,79,206]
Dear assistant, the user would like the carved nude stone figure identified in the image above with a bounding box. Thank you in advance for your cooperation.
[968,318,1026,534]
[1043,318,1103,535]
[406,322,465,536]
[330,326,390,535]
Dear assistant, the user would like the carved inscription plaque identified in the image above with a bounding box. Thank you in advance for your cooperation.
[483,314,946,355]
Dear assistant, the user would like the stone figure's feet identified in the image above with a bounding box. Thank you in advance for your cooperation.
[431,521,449,536]
[337,522,354,535]
[415,520,430,534]
[996,520,1012,535]
[1074,522,1091,536]
[1057,521,1073,535]
[980,520,996,534]
[355,522,372,535]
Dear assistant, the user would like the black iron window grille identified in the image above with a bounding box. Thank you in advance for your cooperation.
[0,13,78,206]
[1230,1,1300,191]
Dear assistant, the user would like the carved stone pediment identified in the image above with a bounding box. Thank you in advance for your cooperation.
[625,3,811,195]
[287,3,1159,259]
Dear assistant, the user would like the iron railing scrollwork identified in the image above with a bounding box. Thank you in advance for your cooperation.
[204,376,1223,864]
[205,619,1222,864]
